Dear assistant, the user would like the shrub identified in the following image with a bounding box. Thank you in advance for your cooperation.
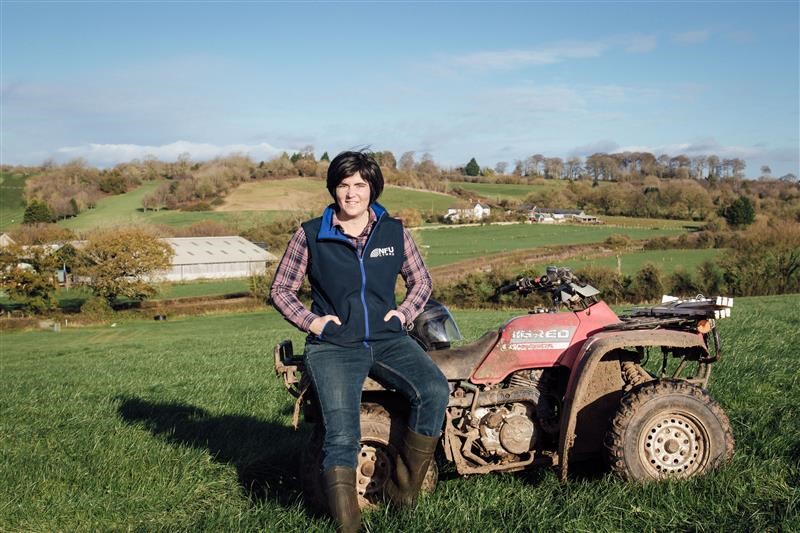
[720,196,755,228]
[630,262,664,303]
[666,269,699,297]
[574,265,628,304]
[719,221,800,295]
[80,296,115,320]
[695,260,726,296]
[23,199,54,224]
[395,208,422,228]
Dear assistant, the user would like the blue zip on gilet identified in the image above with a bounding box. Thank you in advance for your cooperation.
[302,203,405,348]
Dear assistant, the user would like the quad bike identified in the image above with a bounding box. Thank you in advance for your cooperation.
[274,266,735,509]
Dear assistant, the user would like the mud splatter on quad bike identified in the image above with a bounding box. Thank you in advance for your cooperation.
[274,266,735,510]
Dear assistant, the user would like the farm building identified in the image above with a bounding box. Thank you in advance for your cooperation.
[445,202,491,222]
[163,236,277,281]
[527,207,599,224]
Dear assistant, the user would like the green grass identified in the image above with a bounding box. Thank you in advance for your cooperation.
[0,172,29,230]
[381,186,455,214]
[1,295,797,531]
[159,279,250,299]
[417,223,688,268]
[57,179,291,232]
[449,180,569,200]
[561,248,725,276]
[601,215,703,230]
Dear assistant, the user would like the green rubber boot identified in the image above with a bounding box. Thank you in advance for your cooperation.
[323,466,361,533]
[384,428,439,507]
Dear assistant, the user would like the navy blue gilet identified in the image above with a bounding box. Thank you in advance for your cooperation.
[302,203,405,348]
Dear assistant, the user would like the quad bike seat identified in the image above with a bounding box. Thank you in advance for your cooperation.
[426,329,501,381]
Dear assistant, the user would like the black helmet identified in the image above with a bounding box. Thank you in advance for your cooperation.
[409,299,462,351]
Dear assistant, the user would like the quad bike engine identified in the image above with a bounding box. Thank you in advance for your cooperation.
[475,402,538,456]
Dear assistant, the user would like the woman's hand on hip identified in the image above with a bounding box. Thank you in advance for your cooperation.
[309,315,341,336]
[383,310,406,325]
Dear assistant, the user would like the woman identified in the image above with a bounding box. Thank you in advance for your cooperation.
[270,151,449,532]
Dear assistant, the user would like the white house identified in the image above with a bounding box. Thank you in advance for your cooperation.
[445,203,491,222]
[163,236,277,281]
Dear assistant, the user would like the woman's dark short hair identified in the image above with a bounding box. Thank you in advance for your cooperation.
[326,151,384,205]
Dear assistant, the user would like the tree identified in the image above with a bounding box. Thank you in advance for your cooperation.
[78,228,174,303]
[464,158,480,176]
[320,151,330,162]
[720,196,755,228]
[565,156,582,179]
[23,199,54,224]
[398,151,415,172]
[544,157,563,179]
[0,243,59,313]
[416,153,438,176]
[494,161,508,175]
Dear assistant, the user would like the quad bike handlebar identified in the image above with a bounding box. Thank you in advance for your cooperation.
[495,266,600,310]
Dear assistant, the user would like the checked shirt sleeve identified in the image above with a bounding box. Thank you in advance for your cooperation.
[269,228,319,332]
[396,228,433,326]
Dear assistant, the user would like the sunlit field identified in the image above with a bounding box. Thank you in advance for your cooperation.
[2,295,797,531]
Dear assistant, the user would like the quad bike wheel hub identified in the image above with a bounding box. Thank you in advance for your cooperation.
[640,414,706,476]
[356,444,390,503]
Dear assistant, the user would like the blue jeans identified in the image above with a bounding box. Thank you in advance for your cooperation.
[304,335,450,471]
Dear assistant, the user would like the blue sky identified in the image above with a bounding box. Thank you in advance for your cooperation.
[2,1,798,177]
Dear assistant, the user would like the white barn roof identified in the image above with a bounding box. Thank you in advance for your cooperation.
[161,236,277,281]
[165,236,276,265]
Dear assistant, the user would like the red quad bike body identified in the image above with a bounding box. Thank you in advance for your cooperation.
[273,266,735,510]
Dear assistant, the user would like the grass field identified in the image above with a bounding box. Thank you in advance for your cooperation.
[1,295,797,531]
[449,179,573,201]
[57,179,294,233]
[559,248,725,276]
[0,172,29,230]
[221,177,455,215]
[416,223,688,268]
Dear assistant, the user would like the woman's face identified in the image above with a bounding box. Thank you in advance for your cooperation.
[335,172,371,221]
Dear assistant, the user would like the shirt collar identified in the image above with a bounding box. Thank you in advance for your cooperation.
[332,207,378,235]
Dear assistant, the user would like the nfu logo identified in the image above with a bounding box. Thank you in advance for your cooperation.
[369,246,395,258]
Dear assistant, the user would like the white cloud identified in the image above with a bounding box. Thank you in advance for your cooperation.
[624,34,658,53]
[442,32,658,73]
[673,30,711,45]
[451,40,609,70]
[54,141,288,167]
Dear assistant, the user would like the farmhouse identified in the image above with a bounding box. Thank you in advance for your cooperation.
[527,207,599,224]
[163,236,277,281]
[445,202,491,222]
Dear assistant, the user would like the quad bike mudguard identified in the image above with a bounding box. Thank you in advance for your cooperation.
[557,328,709,480]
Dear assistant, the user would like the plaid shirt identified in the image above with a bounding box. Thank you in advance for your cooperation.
[270,208,432,332]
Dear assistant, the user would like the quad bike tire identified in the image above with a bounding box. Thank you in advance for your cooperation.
[605,379,734,481]
[302,402,438,511]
